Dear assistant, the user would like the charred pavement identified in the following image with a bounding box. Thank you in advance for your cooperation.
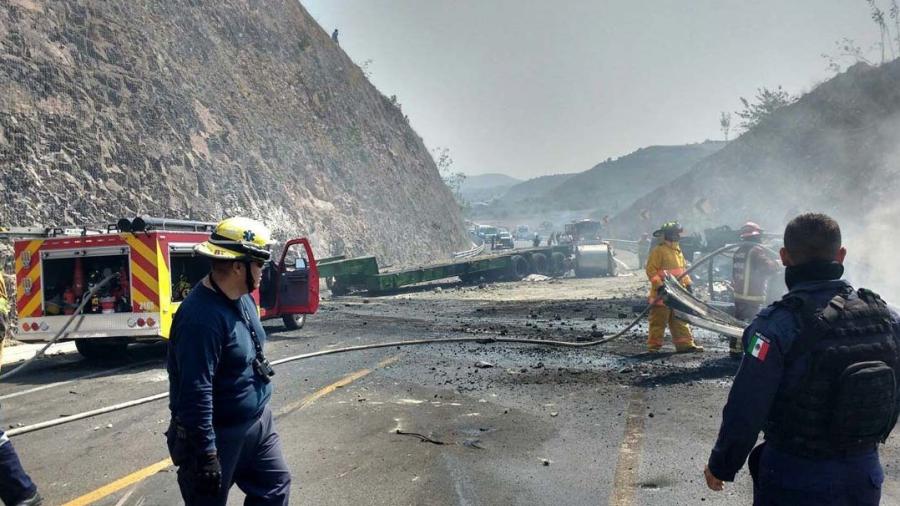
[2,274,899,505]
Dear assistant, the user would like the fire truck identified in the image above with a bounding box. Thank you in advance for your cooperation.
[11,217,319,359]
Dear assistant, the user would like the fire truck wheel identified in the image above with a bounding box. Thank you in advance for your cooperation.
[282,314,306,330]
[75,338,129,361]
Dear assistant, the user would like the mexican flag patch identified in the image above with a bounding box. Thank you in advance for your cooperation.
[747,333,771,361]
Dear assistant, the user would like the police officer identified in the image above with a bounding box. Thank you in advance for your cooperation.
[166,217,290,506]
[705,213,900,505]
[730,221,780,357]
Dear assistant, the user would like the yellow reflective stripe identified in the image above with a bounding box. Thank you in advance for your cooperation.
[21,292,43,317]
[16,267,41,297]
[735,294,766,303]
[122,235,157,267]
[130,262,158,294]
[14,240,43,272]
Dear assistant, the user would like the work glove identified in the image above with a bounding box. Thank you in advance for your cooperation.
[192,451,222,497]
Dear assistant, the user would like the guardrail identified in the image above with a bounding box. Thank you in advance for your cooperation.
[451,243,485,259]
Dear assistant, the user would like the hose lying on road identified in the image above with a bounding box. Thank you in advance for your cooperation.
[7,244,744,437]
[0,273,119,381]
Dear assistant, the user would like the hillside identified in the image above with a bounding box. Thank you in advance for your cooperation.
[0,0,469,265]
[609,62,900,244]
[471,142,722,224]
[459,172,521,204]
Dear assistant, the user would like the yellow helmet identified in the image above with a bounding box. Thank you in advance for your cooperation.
[194,217,273,262]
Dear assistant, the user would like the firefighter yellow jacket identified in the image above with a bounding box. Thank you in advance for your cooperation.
[646,241,692,303]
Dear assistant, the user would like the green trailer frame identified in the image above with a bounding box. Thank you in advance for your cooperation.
[319,246,573,295]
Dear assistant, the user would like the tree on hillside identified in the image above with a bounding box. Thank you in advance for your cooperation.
[433,147,469,214]
[736,86,796,131]
[719,112,732,142]
[822,37,874,73]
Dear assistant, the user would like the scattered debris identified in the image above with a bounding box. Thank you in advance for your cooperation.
[474,360,494,369]
[462,438,484,449]
[395,429,445,445]
[541,459,551,466]
[523,274,550,282]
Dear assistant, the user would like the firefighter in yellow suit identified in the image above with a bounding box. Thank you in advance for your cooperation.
[646,222,704,353]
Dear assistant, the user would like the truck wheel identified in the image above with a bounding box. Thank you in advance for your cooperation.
[549,252,567,277]
[529,253,548,275]
[330,280,350,296]
[282,314,306,330]
[75,338,129,361]
[506,255,529,281]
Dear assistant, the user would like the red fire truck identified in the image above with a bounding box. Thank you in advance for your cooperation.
[12,217,319,359]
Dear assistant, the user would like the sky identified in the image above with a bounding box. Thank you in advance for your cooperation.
[303,1,884,179]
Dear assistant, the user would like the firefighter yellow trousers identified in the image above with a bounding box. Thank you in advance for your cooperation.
[647,306,694,350]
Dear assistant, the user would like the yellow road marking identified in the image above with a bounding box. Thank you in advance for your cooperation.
[276,355,399,417]
[609,388,648,506]
[62,354,401,505]
[61,459,173,506]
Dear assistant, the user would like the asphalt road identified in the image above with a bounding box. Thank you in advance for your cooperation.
[2,274,899,505]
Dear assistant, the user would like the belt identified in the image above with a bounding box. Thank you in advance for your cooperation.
[768,440,877,460]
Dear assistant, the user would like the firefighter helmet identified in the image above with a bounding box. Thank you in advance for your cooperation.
[740,221,763,239]
[653,221,683,238]
[194,217,273,262]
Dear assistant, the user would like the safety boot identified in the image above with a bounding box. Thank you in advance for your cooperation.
[15,491,43,506]
[646,346,662,353]
[675,343,704,353]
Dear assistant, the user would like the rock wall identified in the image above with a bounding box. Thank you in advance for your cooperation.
[0,0,469,265]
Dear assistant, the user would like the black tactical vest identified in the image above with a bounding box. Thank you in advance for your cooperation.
[764,288,900,459]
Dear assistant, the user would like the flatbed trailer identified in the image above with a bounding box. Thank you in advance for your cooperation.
[318,246,573,295]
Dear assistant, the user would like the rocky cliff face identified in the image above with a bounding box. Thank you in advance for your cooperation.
[0,0,469,264]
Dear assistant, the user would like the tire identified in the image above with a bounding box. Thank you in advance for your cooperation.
[549,252,567,277]
[282,314,306,330]
[330,280,350,296]
[75,338,129,361]
[505,255,529,281]
[529,253,548,275]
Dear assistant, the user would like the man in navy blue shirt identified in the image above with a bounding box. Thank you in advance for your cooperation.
[705,213,900,505]
[0,429,42,505]
[167,217,289,506]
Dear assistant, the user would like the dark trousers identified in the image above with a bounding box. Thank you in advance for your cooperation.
[0,433,38,506]
[751,443,882,506]
[174,407,290,506]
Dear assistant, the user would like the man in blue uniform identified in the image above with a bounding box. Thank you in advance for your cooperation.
[0,430,42,505]
[704,213,900,505]
[167,217,290,506]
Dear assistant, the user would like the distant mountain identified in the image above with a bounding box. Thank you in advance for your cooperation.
[544,141,725,212]
[459,173,521,203]
[469,142,723,224]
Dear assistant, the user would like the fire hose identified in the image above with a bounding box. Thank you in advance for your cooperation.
[5,244,746,437]
[0,273,120,381]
